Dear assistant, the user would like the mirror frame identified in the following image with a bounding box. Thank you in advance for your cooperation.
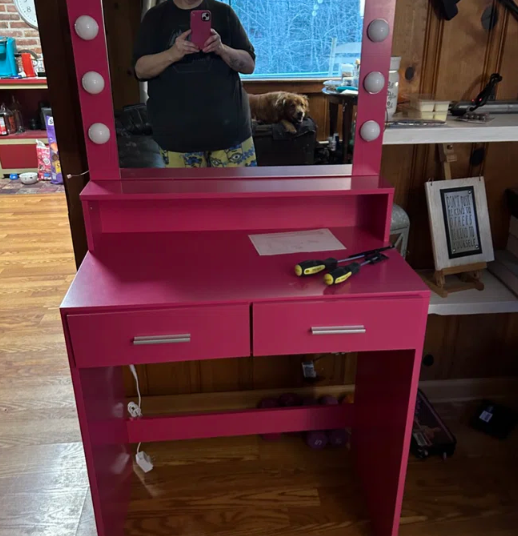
[66,0,395,181]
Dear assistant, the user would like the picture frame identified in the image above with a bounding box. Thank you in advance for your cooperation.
[425,177,494,271]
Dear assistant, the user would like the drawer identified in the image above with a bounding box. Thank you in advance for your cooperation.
[253,298,426,356]
[67,305,250,368]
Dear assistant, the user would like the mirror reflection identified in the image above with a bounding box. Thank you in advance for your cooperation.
[103,0,364,172]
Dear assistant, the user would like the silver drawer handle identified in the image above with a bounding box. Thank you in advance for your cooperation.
[311,326,366,335]
[133,334,191,346]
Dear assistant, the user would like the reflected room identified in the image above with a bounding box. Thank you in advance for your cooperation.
[102,0,364,172]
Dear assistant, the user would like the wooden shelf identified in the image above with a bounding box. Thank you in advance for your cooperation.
[0,130,47,143]
[383,113,518,145]
[0,78,48,90]
[427,270,518,316]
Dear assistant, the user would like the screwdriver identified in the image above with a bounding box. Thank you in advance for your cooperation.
[324,253,388,286]
[294,245,394,277]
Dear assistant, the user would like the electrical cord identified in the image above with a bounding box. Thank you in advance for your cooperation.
[469,73,503,112]
[128,365,142,454]
[497,0,518,19]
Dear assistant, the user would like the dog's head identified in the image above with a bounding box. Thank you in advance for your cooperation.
[276,93,310,124]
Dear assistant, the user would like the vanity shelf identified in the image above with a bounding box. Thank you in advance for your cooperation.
[383,113,518,145]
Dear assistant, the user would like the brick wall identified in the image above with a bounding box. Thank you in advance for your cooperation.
[0,0,42,59]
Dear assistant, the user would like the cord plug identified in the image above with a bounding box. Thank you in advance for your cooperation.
[135,450,154,473]
[127,401,142,418]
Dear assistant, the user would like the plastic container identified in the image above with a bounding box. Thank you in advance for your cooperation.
[386,56,401,120]
[0,103,16,134]
[0,116,8,136]
[410,94,451,113]
[340,63,356,87]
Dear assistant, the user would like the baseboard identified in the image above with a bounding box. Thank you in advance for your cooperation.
[419,377,518,403]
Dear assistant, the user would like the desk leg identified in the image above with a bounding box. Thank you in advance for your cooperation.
[70,365,132,536]
[329,101,339,139]
[342,103,354,164]
[353,349,423,536]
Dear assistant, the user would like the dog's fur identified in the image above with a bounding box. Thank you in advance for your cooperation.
[248,91,310,133]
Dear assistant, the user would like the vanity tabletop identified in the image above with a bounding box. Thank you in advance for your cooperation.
[62,227,429,312]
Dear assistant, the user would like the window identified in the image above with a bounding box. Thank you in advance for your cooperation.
[221,0,364,79]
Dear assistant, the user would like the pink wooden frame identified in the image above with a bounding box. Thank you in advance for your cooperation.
[65,0,396,181]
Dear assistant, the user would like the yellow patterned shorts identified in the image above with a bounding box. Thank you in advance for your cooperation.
[165,137,257,168]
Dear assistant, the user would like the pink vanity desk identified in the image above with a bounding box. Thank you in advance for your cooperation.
[61,0,430,534]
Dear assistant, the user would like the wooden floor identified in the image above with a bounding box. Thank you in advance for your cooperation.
[0,194,517,536]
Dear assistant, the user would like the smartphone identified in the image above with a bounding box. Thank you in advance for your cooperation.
[190,10,212,50]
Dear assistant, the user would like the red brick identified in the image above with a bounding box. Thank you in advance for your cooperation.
[6,5,18,12]
[0,29,22,37]
[23,30,39,38]
[0,21,7,28]
[0,5,5,12]
[0,13,18,20]
[0,0,15,4]
[10,21,30,28]
[15,38,38,46]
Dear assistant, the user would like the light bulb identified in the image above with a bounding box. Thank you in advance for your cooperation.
[88,123,111,144]
[82,72,105,95]
[75,16,99,41]
[367,19,390,43]
[363,72,385,94]
[360,121,381,142]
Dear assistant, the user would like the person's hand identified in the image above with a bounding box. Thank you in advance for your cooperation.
[203,29,224,55]
[169,30,199,62]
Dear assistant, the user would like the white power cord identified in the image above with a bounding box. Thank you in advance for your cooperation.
[129,364,142,409]
[128,365,153,471]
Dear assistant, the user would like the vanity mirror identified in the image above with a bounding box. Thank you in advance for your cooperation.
[67,0,395,181]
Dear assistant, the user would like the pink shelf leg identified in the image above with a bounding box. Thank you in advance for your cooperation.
[353,348,423,536]
[69,364,132,536]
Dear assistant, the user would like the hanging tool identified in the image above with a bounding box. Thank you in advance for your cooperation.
[324,253,389,286]
[294,245,394,277]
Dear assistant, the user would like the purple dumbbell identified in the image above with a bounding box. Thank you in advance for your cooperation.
[258,397,282,441]
[278,392,303,407]
[302,396,318,406]
[319,395,339,405]
[306,430,329,450]
[328,428,350,447]
[318,396,347,446]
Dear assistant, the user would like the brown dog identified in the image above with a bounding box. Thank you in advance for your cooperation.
[248,91,310,133]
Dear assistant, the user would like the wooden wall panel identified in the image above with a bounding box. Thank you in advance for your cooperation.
[123,354,354,397]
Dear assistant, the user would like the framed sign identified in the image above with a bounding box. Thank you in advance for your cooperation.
[426,177,494,271]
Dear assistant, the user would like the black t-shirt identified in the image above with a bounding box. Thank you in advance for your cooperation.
[133,0,255,153]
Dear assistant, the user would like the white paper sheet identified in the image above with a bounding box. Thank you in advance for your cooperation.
[249,229,346,256]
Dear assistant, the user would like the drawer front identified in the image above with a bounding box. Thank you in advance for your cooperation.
[253,298,425,356]
[67,305,250,368]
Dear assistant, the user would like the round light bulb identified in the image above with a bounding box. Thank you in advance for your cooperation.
[367,19,390,42]
[75,16,99,41]
[88,123,111,144]
[82,71,105,95]
[360,121,381,142]
[363,72,385,94]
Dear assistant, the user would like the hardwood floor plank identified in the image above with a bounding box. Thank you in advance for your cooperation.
[0,489,86,536]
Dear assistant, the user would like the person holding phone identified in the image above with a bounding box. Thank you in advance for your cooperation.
[134,0,257,168]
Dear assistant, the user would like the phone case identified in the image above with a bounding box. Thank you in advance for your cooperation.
[190,10,212,50]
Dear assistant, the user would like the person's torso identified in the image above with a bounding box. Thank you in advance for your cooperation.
[147,0,251,152]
